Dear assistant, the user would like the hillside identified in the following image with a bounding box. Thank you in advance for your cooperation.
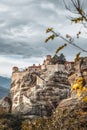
[0,76,11,89]
[0,86,9,99]
[0,76,11,98]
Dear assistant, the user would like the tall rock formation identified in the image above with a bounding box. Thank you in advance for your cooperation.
[10,55,70,118]
[21,57,87,130]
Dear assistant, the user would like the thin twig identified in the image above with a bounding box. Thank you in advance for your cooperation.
[51,30,87,53]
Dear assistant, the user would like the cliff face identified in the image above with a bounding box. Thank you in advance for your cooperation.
[10,55,70,117]
[20,57,87,130]
[25,96,87,130]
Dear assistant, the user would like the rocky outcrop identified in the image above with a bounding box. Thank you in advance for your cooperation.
[0,96,12,113]
[50,95,87,130]
[25,95,87,130]
[10,64,70,117]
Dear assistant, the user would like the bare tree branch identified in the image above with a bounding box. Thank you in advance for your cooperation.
[46,28,87,53]
[64,0,87,22]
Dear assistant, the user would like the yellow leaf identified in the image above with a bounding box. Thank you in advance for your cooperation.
[74,52,81,62]
[66,34,71,38]
[45,35,55,43]
[46,28,53,33]
[55,44,67,54]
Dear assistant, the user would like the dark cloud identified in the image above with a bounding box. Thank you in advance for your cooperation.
[0,0,87,59]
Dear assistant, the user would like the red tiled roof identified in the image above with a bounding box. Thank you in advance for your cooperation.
[29,66,41,68]
[66,61,74,64]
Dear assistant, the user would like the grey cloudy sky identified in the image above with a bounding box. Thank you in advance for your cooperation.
[0,0,87,77]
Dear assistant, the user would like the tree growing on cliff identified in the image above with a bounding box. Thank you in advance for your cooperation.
[51,53,66,64]
[45,0,87,61]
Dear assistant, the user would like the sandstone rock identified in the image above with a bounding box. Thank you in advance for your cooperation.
[51,96,87,130]
[26,96,87,130]
[10,68,70,117]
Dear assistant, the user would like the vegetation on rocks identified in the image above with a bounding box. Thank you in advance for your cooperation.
[0,113,23,130]
[72,77,85,96]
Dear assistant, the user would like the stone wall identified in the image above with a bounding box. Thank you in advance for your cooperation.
[41,65,46,70]
[12,71,28,82]
[46,64,65,74]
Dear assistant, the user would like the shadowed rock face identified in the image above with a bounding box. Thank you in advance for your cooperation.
[10,67,70,117]
[50,95,87,130]
[0,96,12,113]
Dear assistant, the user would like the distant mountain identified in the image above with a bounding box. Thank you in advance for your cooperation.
[0,76,11,99]
[0,76,11,89]
[0,86,9,99]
